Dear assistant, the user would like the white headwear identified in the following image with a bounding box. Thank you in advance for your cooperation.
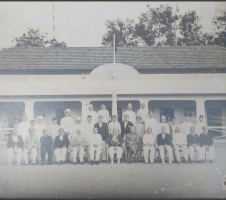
[37,116,43,120]
[64,109,71,114]
[76,117,81,121]
[88,104,93,108]
[128,103,132,106]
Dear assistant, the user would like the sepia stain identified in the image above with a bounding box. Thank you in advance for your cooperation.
[215,7,224,16]
[92,186,95,188]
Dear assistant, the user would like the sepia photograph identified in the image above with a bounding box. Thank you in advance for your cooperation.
[0,1,226,198]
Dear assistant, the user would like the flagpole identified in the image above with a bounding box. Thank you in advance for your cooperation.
[113,32,115,63]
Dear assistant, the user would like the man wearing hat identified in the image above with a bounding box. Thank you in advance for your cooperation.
[98,103,110,123]
[60,109,74,137]
[108,115,121,135]
[7,129,24,166]
[123,103,136,124]
[137,103,148,124]
[134,116,145,162]
[23,128,39,165]
[87,104,98,123]
[18,114,30,142]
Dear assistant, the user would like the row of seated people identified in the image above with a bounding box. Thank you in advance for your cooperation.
[7,120,214,166]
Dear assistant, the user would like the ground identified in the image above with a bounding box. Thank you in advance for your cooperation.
[0,142,226,198]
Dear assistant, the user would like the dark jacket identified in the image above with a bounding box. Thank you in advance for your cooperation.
[94,122,109,141]
[187,133,199,147]
[54,135,70,149]
[106,134,124,147]
[40,135,52,149]
[199,132,213,146]
[157,133,171,146]
[120,121,133,138]
[7,134,24,149]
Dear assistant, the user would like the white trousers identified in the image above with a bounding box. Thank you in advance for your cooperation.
[54,147,67,162]
[23,148,38,164]
[108,146,123,160]
[143,145,155,163]
[189,145,202,161]
[71,146,85,162]
[8,148,22,165]
[89,146,102,161]
[174,145,189,162]
[201,146,215,160]
[159,145,173,162]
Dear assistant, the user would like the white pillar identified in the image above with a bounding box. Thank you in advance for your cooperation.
[24,100,34,121]
[82,100,90,122]
[196,99,206,123]
[112,92,117,116]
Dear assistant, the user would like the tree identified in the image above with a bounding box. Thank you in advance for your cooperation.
[177,11,205,46]
[12,28,67,47]
[101,18,139,47]
[135,4,180,46]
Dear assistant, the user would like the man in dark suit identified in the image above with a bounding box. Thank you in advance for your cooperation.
[40,129,52,165]
[120,114,133,159]
[187,127,202,163]
[94,116,109,161]
[157,126,173,165]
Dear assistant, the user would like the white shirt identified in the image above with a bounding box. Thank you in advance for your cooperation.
[173,132,187,146]
[34,123,47,142]
[72,123,83,135]
[195,121,207,136]
[98,109,110,123]
[108,121,121,135]
[137,109,148,122]
[60,116,74,134]
[144,117,158,135]
[124,121,128,129]
[84,121,95,140]
[48,124,61,143]
[181,121,194,136]
[172,123,177,135]
[87,110,98,123]
[89,133,102,147]
[157,123,170,134]
[123,110,136,124]
[143,133,156,145]
[17,121,30,141]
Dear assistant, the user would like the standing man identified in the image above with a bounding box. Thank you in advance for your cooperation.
[134,116,145,162]
[137,102,148,124]
[181,114,194,136]
[166,116,174,141]
[72,117,83,135]
[30,120,35,129]
[7,129,23,167]
[142,127,156,164]
[23,128,39,165]
[173,125,188,163]
[98,103,110,123]
[60,109,74,137]
[187,127,202,163]
[195,115,207,136]
[157,116,170,135]
[108,115,121,135]
[87,104,98,123]
[94,116,109,161]
[17,114,30,142]
[157,126,173,165]
[40,129,52,165]
[125,126,139,164]
[199,126,215,163]
[34,116,47,142]
[89,127,102,165]
[171,117,177,136]
[54,128,70,165]
[144,111,158,136]
[123,103,136,124]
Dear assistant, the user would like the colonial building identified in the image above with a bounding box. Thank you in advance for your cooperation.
[0,46,226,136]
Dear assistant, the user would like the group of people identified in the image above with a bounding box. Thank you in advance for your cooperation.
[6,102,215,167]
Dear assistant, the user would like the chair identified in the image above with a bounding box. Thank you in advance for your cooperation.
[106,147,124,163]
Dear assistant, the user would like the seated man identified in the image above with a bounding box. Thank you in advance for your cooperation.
[7,129,24,167]
[70,129,86,164]
[125,126,139,164]
[106,127,124,165]
[40,129,52,165]
[187,127,202,163]
[89,127,102,165]
[23,128,39,165]
[173,125,188,163]
[54,128,70,165]
[157,126,173,165]
[142,127,156,164]
[199,126,215,163]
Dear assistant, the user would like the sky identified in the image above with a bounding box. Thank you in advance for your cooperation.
[0,1,226,49]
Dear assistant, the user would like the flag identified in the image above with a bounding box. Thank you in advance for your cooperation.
[113,31,118,54]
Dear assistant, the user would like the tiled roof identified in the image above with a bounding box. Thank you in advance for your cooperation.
[0,46,225,70]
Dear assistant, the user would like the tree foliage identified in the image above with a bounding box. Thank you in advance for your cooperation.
[12,28,67,47]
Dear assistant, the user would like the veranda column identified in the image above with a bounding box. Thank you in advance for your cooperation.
[196,99,206,123]
[24,100,34,121]
[112,91,118,116]
[82,99,90,122]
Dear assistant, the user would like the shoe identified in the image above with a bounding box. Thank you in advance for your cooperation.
[90,160,94,165]
[175,161,181,164]
[144,162,148,164]
[48,162,52,165]
[95,161,100,165]
[184,160,188,164]
[150,162,154,164]
[42,162,45,165]
[169,161,173,165]
[127,159,131,164]
[58,161,61,165]
[198,160,202,163]
[117,161,121,164]
[80,162,84,165]
[73,162,77,165]
[209,159,214,163]
[162,161,165,165]
[110,162,114,165]
[32,163,35,165]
